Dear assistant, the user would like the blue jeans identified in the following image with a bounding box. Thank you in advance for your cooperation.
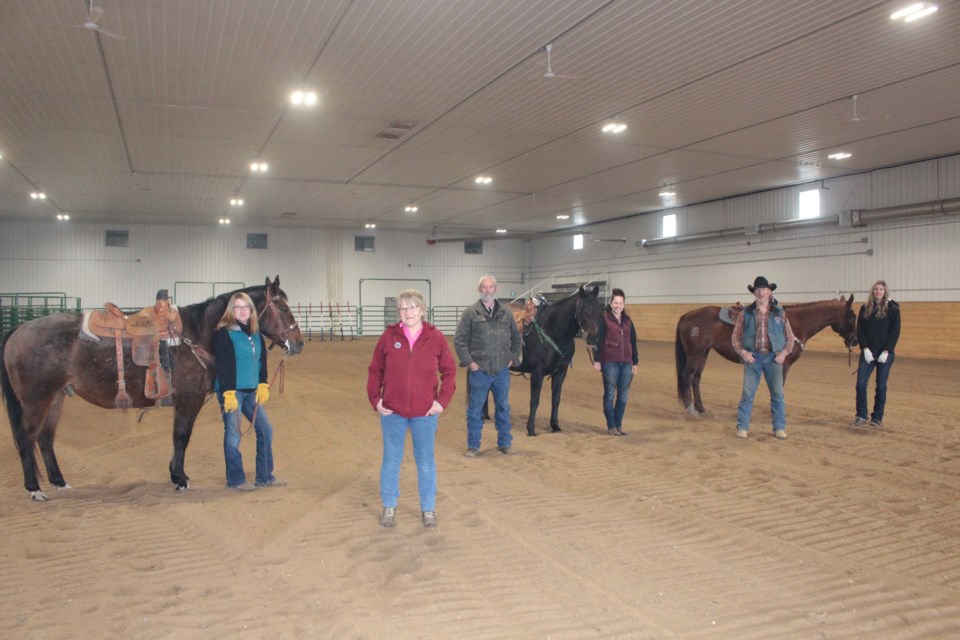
[467,367,512,449]
[736,352,786,432]
[601,362,634,429]
[219,390,276,487]
[856,352,894,423]
[380,413,439,511]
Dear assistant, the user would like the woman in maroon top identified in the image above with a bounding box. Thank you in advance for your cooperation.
[367,289,456,529]
[592,288,638,435]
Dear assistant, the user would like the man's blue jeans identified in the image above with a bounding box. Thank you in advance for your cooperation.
[380,413,439,511]
[736,352,786,432]
[467,367,512,449]
[601,362,634,429]
[219,390,276,487]
[856,352,894,423]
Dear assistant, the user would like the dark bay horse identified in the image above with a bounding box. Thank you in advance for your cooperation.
[675,296,856,414]
[0,276,304,500]
[511,285,603,436]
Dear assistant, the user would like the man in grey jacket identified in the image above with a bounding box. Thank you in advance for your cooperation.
[454,274,522,456]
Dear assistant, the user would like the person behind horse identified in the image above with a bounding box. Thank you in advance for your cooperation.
[731,276,796,440]
[454,274,521,457]
[213,292,285,490]
[592,288,638,436]
[853,280,901,427]
[367,289,456,529]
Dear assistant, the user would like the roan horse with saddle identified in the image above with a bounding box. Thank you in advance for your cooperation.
[81,289,182,408]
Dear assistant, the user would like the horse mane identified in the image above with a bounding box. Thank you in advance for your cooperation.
[176,282,285,342]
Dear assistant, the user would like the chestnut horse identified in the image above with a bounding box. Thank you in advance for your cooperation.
[511,285,604,435]
[675,296,856,414]
[1,276,303,500]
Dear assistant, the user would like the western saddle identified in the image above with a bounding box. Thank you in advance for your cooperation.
[82,289,183,408]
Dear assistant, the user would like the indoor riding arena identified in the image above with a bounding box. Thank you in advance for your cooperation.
[1,2,959,639]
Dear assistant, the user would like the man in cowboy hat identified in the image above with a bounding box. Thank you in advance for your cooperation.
[731,276,796,440]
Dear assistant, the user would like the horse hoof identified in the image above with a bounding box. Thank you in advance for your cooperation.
[30,490,49,502]
[685,404,699,415]
[175,483,189,491]
[550,427,562,433]
[57,483,72,491]
[526,431,537,437]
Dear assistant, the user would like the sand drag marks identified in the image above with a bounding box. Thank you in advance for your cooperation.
[1,339,959,638]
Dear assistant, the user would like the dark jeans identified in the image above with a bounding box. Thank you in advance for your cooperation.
[856,352,894,423]
[601,362,633,429]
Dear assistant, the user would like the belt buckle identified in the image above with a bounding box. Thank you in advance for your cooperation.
[759,348,770,354]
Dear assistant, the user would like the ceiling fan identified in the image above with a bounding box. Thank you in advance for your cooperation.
[538,44,578,80]
[49,0,128,41]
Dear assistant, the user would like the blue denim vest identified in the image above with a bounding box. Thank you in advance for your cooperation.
[742,303,787,352]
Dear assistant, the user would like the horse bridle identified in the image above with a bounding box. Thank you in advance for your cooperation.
[258,294,299,352]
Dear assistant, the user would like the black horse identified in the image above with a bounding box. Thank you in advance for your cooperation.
[511,285,603,436]
[0,276,304,500]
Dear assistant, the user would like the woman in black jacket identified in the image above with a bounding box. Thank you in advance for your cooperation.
[853,280,901,427]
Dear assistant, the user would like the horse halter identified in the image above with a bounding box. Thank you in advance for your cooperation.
[258,294,299,352]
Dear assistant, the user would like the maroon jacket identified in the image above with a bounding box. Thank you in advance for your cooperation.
[367,322,457,418]
[595,309,638,365]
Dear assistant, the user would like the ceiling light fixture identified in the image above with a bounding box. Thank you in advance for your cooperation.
[474,176,492,185]
[601,120,627,134]
[658,190,676,197]
[249,161,268,173]
[495,229,507,234]
[219,218,231,225]
[556,214,570,220]
[57,214,70,221]
[828,152,852,160]
[30,191,47,200]
[365,223,376,229]
[290,88,318,106]
[890,2,938,21]
[405,205,418,212]
[230,198,244,206]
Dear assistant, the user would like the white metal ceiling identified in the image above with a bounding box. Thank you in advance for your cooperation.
[0,0,957,236]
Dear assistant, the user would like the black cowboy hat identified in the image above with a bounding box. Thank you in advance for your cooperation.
[748,276,777,293]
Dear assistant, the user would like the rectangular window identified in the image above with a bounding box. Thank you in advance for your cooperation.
[573,234,583,250]
[464,240,483,254]
[354,236,375,252]
[105,230,129,247]
[799,189,820,219]
[246,233,268,249]
[663,214,677,237]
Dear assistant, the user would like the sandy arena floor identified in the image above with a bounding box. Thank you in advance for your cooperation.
[1,337,959,639]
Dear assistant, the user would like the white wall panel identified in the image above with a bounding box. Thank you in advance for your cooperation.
[0,221,528,309]
[528,154,960,303]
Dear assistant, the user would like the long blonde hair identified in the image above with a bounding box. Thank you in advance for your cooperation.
[216,292,260,332]
[863,280,890,319]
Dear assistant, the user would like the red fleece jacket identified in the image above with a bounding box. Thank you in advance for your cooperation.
[367,322,457,418]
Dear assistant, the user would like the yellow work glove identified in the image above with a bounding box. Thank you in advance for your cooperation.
[222,390,238,413]
[256,383,270,404]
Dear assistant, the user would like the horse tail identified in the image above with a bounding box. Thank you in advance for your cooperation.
[675,321,687,403]
[0,327,25,445]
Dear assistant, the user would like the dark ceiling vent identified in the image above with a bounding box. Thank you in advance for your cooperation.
[376,120,419,140]
[280,211,298,218]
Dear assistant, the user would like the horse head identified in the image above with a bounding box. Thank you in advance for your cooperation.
[257,275,305,355]
[575,285,604,346]
[832,294,857,348]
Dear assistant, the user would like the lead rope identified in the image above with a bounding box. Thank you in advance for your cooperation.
[242,352,287,435]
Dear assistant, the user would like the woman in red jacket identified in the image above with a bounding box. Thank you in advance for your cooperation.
[367,289,456,529]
